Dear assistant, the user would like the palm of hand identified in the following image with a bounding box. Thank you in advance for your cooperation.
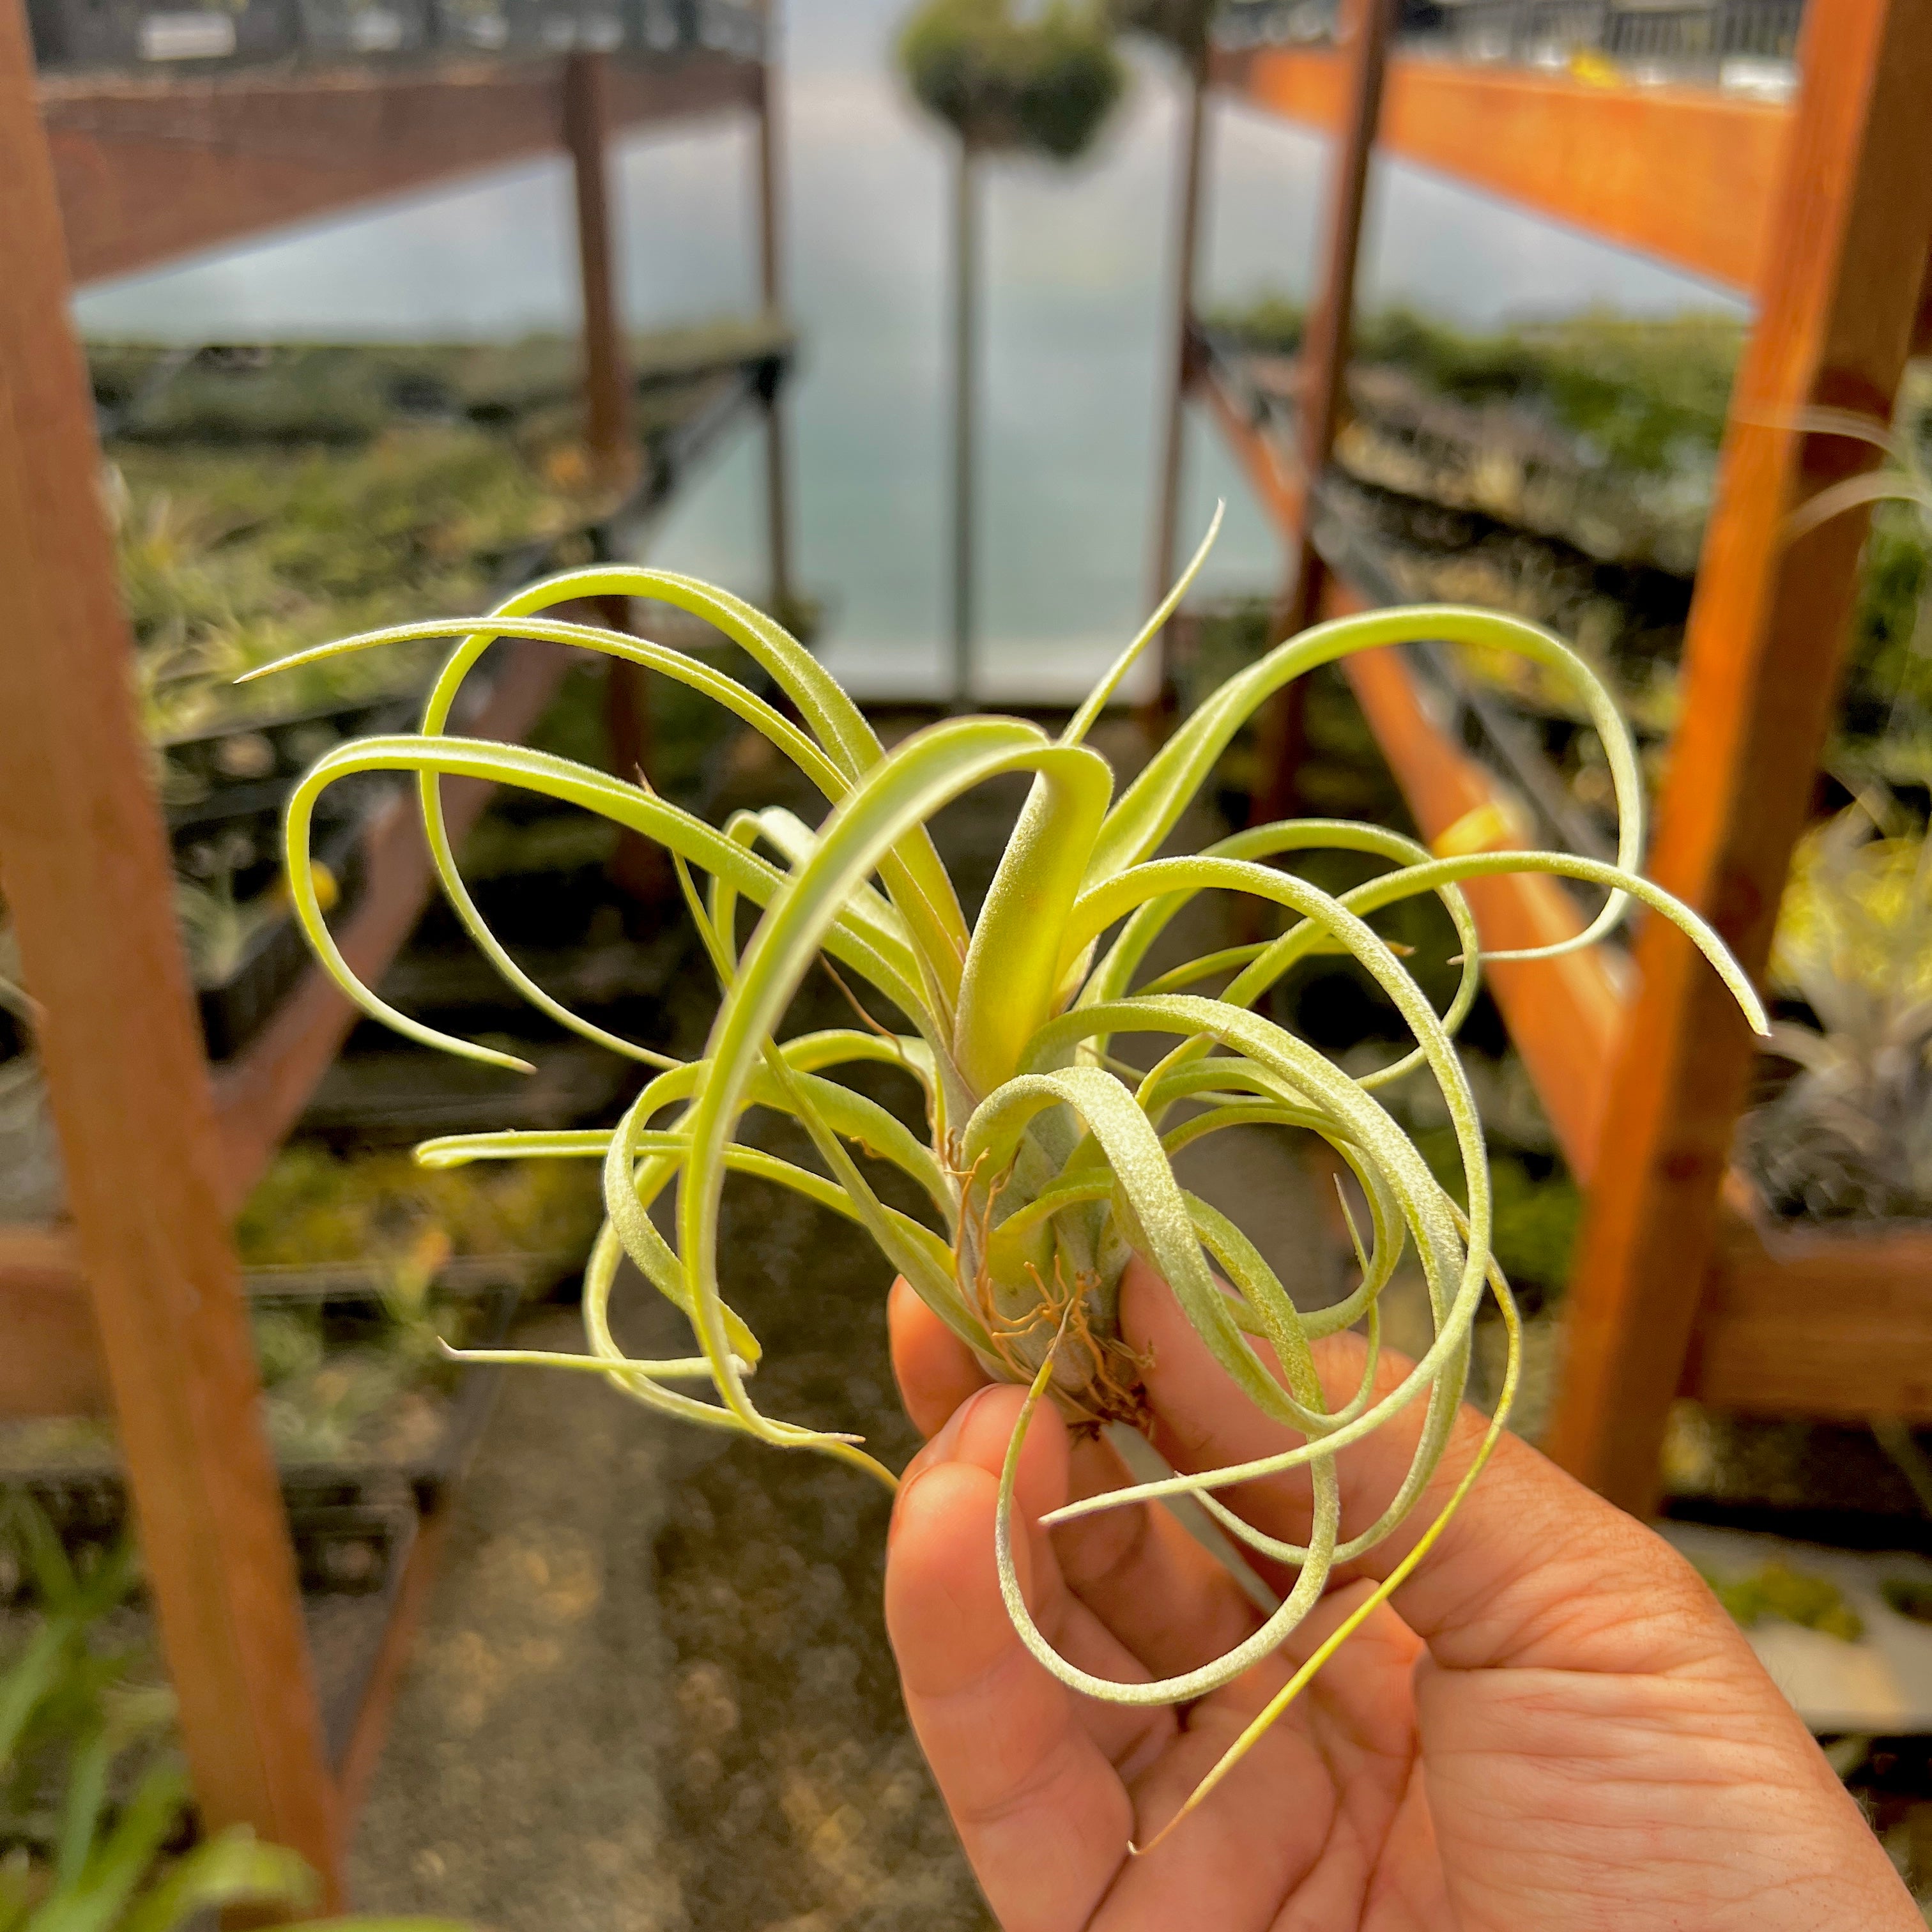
[884,1264,1917,1932]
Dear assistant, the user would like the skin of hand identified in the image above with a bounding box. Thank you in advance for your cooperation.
[882,1257,1920,1932]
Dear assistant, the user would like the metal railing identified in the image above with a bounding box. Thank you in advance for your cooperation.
[1215,0,1804,75]
[26,0,764,76]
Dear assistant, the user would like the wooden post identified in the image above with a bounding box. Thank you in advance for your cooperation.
[1544,0,1932,1513]
[950,135,979,708]
[1250,0,1391,826]
[0,0,341,1898]
[1147,42,1210,728]
[755,42,795,616]
[563,49,634,487]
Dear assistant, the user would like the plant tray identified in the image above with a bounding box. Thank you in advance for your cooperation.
[190,804,374,1062]
[160,690,422,830]
[0,1273,521,1556]
[300,1040,636,1143]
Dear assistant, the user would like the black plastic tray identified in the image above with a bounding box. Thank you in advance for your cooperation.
[0,1274,521,1574]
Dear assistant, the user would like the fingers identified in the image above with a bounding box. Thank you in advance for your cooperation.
[890,1278,1268,1682]
[1117,1257,1746,1679]
[889,1275,988,1439]
[885,1384,1134,1932]
[1052,1430,1266,1683]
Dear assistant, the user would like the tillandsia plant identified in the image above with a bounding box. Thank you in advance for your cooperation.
[249,510,1765,1834]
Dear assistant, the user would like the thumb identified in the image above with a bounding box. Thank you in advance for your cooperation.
[884,1385,1131,1932]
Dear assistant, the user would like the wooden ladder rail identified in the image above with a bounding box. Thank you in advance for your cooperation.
[0,0,342,1899]
[1211,9,1932,1499]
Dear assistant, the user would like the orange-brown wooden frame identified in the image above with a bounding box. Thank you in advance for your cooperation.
[0,5,785,1905]
[1211,8,1932,1512]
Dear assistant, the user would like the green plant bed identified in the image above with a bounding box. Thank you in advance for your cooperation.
[1209,304,1932,822]
[114,425,601,746]
[0,1499,467,1931]
[1211,298,1743,479]
[235,1142,606,1276]
[98,319,795,749]
[0,1148,604,1511]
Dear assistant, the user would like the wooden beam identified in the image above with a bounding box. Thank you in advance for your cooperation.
[46,50,761,287]
[1149,43,1211,717]
[0,0,340,1892]
[1689,1203,1932,1422]
[1544,0,1932,1514]
[0,1225,105,1418]
[563,52,634,488]
[1217,42,1789,293]
[1252,0,1391,827]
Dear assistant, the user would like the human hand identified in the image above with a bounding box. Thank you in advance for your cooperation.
[884,1258,1918,1931]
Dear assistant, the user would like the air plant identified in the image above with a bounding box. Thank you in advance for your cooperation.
[1733,395,1932,1223]
[1738,791,1932,1222]
[249,511,1763,1833]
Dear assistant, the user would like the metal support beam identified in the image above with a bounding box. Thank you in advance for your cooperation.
[951,138,979,707]
[563,50,634,488]
[1251,0,1392,826]
[755,48,794,615]
[1147,43,1210,725]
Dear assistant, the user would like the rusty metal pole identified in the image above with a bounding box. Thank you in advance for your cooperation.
[1544,0,1932,1512]
[755,25,795,616]
[0,0,340,1897]
[1146,40,1211,732]
[1250,0,1391,827]
[951,134,979,707]
[564,49,634,488]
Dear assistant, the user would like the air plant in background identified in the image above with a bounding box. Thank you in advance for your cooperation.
[250,510,1763,1831]
[1738,791,1932,1223]
[1733,395,1932,1223]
